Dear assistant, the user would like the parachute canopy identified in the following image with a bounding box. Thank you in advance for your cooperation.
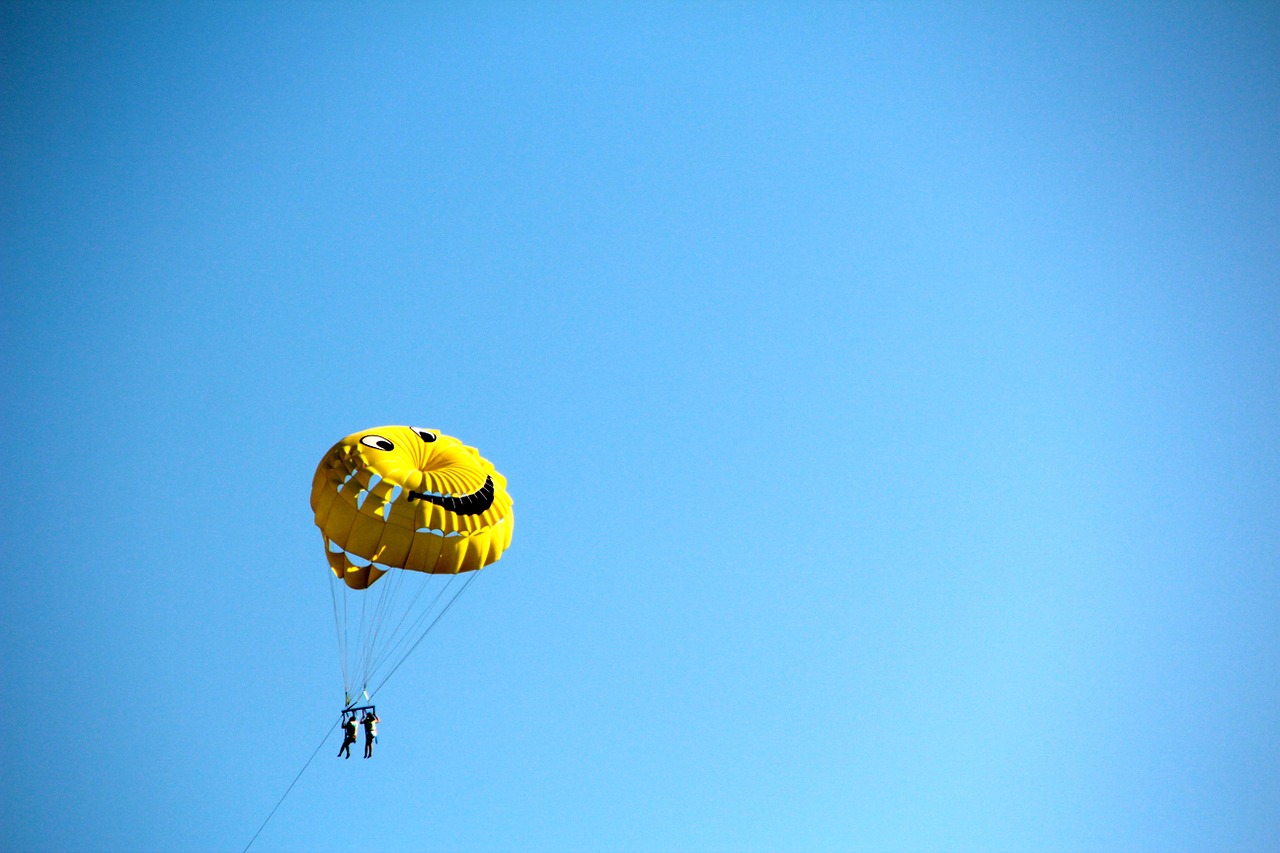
[311,425,514,589]
[311,426,514,701]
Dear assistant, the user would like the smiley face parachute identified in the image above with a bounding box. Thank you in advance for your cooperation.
[311,426,513,703]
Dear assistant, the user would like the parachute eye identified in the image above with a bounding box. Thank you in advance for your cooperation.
[360,435,394,451]
[412,428,437,443]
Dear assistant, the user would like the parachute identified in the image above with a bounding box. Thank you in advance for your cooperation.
[311,426,514,702]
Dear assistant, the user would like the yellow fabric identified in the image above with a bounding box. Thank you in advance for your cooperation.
[311,426,514,589]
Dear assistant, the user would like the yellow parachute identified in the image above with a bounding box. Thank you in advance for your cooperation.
[311,426,514,700]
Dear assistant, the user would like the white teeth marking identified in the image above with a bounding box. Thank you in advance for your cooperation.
[388,485,402,502]
[368,473,382,491]
[356,489,369,510]
[337,469,358,492]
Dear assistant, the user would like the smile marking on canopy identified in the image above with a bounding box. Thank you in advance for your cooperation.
[409,475,495,516]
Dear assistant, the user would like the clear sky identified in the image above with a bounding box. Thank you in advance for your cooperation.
[2,3,1278,852]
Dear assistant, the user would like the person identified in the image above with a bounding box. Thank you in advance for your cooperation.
[338,712,358,759]
[362,710,380,759]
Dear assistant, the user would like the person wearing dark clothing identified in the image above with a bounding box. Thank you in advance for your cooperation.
[338,714,358,759]
[362,711,380,758]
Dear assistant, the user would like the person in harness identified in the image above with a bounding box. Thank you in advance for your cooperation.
[338,712,358,759]
[362,710,380,758]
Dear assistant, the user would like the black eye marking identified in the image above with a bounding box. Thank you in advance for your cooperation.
[360,435,394,451]
[408,475,495,516]
[412,427,437,443]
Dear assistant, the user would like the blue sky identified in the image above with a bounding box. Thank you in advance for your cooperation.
[2,3,1278,851]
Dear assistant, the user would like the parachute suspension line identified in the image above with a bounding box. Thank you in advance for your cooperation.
[361,564,413,690]
[365,571,443,678]
[362,564,409,689]
[369,569,481,701]
[367,572,456,681]
[241,717,339,853]
[342,575,351,693]
[327,563,484,703]
[328,570,350,699]
[352,590,372,690]
[356,581,370,692]
[366,569,442,675]
[353,572,375,691]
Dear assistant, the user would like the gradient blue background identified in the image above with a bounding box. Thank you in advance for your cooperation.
[3,3,1278,851]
